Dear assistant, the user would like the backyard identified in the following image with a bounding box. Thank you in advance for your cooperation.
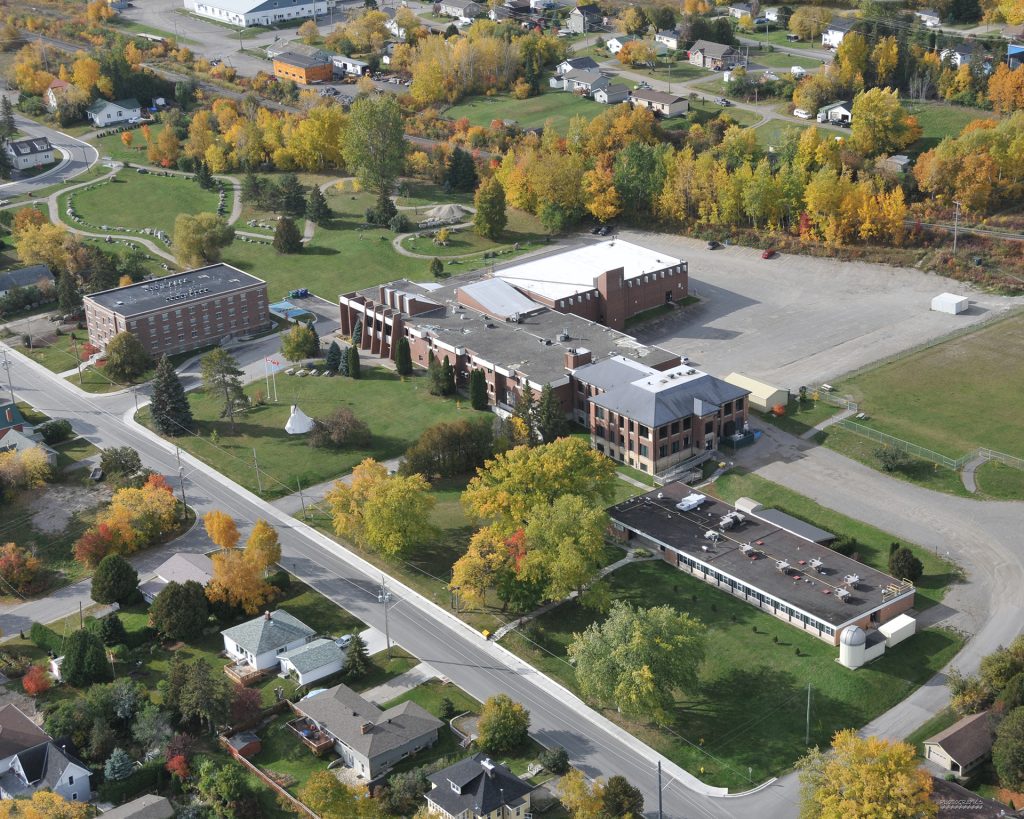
[58,170,227,236]
[754,119,825,148]
[751,51,823,69]
[905,101,998,153]
[501,558,962,789]
[444,89,604,132]
[139,367,480,497]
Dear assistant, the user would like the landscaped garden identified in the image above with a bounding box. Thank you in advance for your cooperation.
[140,367,483,498]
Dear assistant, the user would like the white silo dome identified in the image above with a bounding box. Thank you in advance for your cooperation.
[840,626,866,647]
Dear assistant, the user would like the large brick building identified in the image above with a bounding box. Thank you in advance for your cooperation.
[339,269,744,477]
[272,51,333,84]
[487,240,688,330]
[84,264,270,357]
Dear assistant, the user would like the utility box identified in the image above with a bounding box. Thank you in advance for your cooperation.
[931,292,968,314]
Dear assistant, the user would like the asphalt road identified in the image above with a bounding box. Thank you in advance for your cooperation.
[0,93,99,198]
[5,344,802,819]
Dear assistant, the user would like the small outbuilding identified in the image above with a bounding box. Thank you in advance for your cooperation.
[924,712,993,776]
[931,292,968,315]
[724,372,789,412]
[878,613,916,647]
[226,731,262,759]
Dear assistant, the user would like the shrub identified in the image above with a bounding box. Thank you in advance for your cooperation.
[37,419,73,444]
[888,547,924,582]
[539,746,570,775]
[771,403,786,416]
[22,665,50,697]
[29,622,61,655]
[266,570,291,592]
[389,213,410,233]
[875,446,911,473]
[97,761,165,803]
[309,407,371,450]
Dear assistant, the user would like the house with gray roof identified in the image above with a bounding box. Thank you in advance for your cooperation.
[822,15,856,48]
[425,753,533,818]
[86,98,142,127]
[688,39,738,69]
[0,705,50,769]
[555,56,599,75]
[279,637,346,685]
[567,3,602,33]
[0,741,91,803]
[139,552,214,602]
[924,712,994,776]
[98,794,174,819]
[290,684,442,778]
[5,138,54,172]
[222,609,315,683]
[557,68,612,95]
[0,264,54,299]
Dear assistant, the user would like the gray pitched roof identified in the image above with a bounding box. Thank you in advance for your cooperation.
[631,88,686,105]
[570,3,601,16]
[0,265,53,293]
[563,68,609,87]
[87,98,141,115]
[7,138,52,157]
[689,39,737,59]
[590,370,749,427]
[99,794,174,819]
[427,753,533,815]
[16,741,88,790]
[562,56,599,71]
[154,552,213,586]
[0,705,50,759]
[926,712,993,766]
[274,50,330,68]
[280,638,344,674]
[827,15,857,32]
[295,684,442,758]
[222,610,314,655]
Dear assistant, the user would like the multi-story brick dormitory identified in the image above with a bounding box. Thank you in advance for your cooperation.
[84,264,271,357]
[339,269,748,477]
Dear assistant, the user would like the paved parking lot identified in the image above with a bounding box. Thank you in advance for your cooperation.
[621,229,1023,388]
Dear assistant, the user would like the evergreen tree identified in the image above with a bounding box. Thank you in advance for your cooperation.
[240,170,265,207]
[337,343,350,376]
[277,173,307,216]
[344,635,370,679]
[91,554,139,605]
[61,629,110,687]
[325,340,343,373]
[440,355,456,396]
[536,384,566,443]
[444,146,478,193]
[352,318,363,345]
[469,368,488,410]
[430,257,445,278]
[273,216,302,254]
[395,337,412,376]
[150,580,209,640]
[194,159,213,189]
[99,614,129,647]
[473,176,507,240]
[347,345,361,379]
[428,354,443,395]
[57,272,81,313]
[104,748,134,782]
[0,96,14,141]
[306,185,331,224]
[0,148,11,182]
[513,387,539,445]
[306,317,319,350]
[151,354,194,436]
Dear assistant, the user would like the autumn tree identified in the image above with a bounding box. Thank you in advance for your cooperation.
[325,458,437,557]
[103,331,152,382]
[788,6,832,39]
[621,6,649,34]
[477,694,530,753]
[173,213,235,267]
[0,542,41,595]
[0,791,94,819]
[343,94,405,216]
[204,510,240,551]
[797,730,935,819]
[206,549,273,615]
[22,666,50,698]
[560,768,605,819]
[244,519,281,575]
[569,601,707,725]
[200,348,246,433]
[987,63,1024,113]
[871,36,899,87]
[473,176,507,240]
[617,41,657,67]
[298,19,321,44]
[850,88,921,157]
[520,495,608,600]
[583,157,622,223]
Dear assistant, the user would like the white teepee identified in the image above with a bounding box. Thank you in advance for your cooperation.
[285,405,314,435]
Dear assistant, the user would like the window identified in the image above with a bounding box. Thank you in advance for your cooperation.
[639,445,648,458]
[638,424,649,438]
[659,445,667,457]
[671,421,680,434]
[705,421,714,434]
[594,406,604,419]
[683,417,691,430]
[723,401,732,414]
[736,397,744,411]
[68,777,74,785]
[659,426,668,439]
[671,441,680,453]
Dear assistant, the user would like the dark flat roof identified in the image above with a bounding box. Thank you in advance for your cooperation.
[86,264,266,317]
[275,51,331,68]
[609,483,912,628]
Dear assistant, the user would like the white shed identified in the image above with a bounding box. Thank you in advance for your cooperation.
[931,292,968,315]
[724,373,789,412]
[878,613,916,647]
[279,638,346,685]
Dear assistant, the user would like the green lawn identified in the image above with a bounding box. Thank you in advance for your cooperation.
[752,51,823,69]
[20,338,82,374]
[445,90,605,132]
[502,559,963,789]
[91,130,162,164]
[401,209,550,259]
[140,367,480,498]
[348,649,419,694]
[393,180,474,208]
[629,60,709,84]
[108,18,197,44]
[60,171,226,237]
[711,471,960,608]
[836,313,1024,459]
[68,363,153,393]
[53,437,100,470]
[754,119,826,148]
[743,30,818,49]
[251,712,333,795]
[670,98,763,129]
[277,585,364,637]
[905,101,997,153]
[973,460,1024,500]
[753,398,839,437]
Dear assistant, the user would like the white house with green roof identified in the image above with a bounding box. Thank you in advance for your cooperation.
[86,98,142,127]
[222,610,315,683]
[279,638,346,686]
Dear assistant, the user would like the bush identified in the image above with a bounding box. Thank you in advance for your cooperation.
[37,419,73,444]
[389,213,410,233]
[539,746,570,775]
[888,547,924,582]
[309,407,371,450]
[22,665,50,697]
[97,761,166,804]
[266,570,291,592]
[29,622,61,655]
[875,446,911,473]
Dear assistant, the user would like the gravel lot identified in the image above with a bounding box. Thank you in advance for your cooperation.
[622,229,1023,387]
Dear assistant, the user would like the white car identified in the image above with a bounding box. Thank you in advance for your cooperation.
[793,108,812,119]
[791,66,807,77]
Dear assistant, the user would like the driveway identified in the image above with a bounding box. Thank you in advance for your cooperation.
[618,229,1023,387]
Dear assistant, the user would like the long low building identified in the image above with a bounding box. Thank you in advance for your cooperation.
[608,482,916,645]
[188,0,327,28]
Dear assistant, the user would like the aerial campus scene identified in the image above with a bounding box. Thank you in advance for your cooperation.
[0,0,1021,815]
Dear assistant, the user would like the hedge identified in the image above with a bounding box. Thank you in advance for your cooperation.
[29,623,62,655]
[97,761,166,804]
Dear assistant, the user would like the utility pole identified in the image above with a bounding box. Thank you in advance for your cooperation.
[70,334,82,384]
[657,760,663,819]
[297,477,307,519]
[175,447,188,516]
[805,683,812,745]
[1,347,14,404]
[253,447,263,494]
[378,576,392,660]
[952,199,962,256]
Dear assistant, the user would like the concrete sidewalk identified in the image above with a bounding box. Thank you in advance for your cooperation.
[272,457,402,517]
[361,663,439,705]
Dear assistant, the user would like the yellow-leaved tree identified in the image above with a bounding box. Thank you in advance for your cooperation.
[244,518,281,576]
[204,509,239,551]
[206,549,273,615]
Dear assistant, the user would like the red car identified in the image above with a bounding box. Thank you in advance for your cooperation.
[761,248,776,259]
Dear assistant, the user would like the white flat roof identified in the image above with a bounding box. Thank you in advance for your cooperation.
[495,240,682,303]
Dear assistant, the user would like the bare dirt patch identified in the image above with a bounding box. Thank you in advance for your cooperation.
[28,483,112,534]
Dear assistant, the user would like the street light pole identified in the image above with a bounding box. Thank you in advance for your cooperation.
[952,199,962,256]
[253,447,263,494]
[1,348,14,404]
[377,576,392,660]
[175,447,188,517]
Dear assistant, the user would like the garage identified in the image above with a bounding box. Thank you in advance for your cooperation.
[931,292,968,315]
[724,373,789,412]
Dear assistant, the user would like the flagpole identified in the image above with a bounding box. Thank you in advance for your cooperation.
[264,357,271,397]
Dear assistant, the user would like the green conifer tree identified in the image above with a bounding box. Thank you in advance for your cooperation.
[151,354,194,436]
[395,337,412,376]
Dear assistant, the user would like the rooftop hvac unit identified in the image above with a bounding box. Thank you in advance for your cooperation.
[810,558,824,572]
[719,514,735,530]
[703,530,720,542]
[776,560,790,572]
[844,574,860,587]
[836,587,851,601]
[739,543,753,555]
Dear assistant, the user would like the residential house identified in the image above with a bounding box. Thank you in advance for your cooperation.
[924,712,993,776]
[86,98,141,127]
[5,138,54,172]
[0,705,50,770]
[915,8,941,26]
[655,27,684,50]
[558,68,611,94]
[941,41,991,71]
[385,10,408,40]
[438,0,485,19]
[764,7,782,22]
[688,39,738,69]
[0,404,28,444]
[222,609,316,683]
[0,264,54,299]
[630,88,688,117]
[278,638,347,685]
[929,777,1024,818]
[289,684,442,777]
[594,83,629,104]
[821,16,856,48]
[488,0,528,20]
[555,56,599,75]
[0,429,57,467]
[567,4,602,33]
[816,100,852,124]
[45,79,70,111]
[381,42,399,65]
[98,794,175,819]
[0,742,92,803]
[425,754,534,818]
[1010,41,1024,69]
[139,552,214,602]
[273,52,334,84]
[727,2,752,18]
[606,34,638,54]
[332,55,371,77]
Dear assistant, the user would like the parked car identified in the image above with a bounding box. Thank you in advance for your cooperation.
[793,108,811,119]
[715,97,731,106]
[706,240,720,250]
[763,71,779,81]
[136,168,149,174]
[597,225,611,236]
[761,248,776,259]
[591,226,602,234]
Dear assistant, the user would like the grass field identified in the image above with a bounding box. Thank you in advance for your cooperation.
[400,209,550,259]
[754,119,825,148]
[752,51,823,69]
[502,559,962,789]
[905,101,997,153]
[140,367,480,498]
[973,460,1024,500]
[835,313,1024,459]
[60,171,225,236]
[445,90,604,132]
[21,337,82,374]
[711,471,960,608]
[677,98,763,128]
[628,60,709,84]
[108,18,197,44]
[752,398,838,437]
[742,29,818,49]
[91,129,168,164]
